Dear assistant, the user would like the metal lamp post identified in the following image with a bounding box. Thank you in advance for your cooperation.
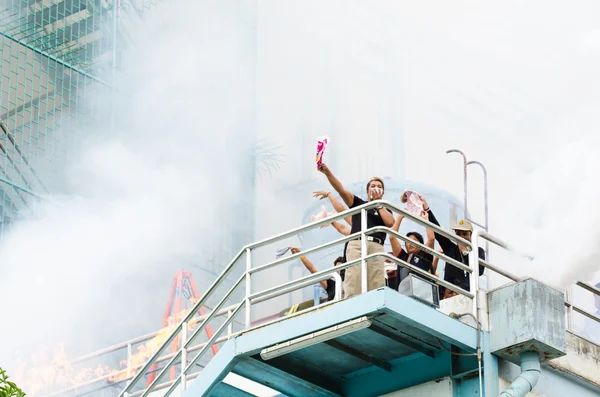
[445,149,468,219]
[467,160,489,259]
[445,150,490,259]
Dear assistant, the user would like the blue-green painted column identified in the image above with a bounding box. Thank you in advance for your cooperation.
[482,332,499,397]
[454,377,482,396]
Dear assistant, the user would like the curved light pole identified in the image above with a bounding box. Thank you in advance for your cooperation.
[446,149,468,219]
[467,161,488,232]
[446,150,491,287]
[467,160,489,260]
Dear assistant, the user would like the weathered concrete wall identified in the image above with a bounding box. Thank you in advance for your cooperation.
[546,332,600,389]
[488,278,566,364]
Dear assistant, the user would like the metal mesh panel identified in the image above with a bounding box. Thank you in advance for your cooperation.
[0,0,160,236]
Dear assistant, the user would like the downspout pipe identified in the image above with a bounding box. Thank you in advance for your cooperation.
[500,351,541,397]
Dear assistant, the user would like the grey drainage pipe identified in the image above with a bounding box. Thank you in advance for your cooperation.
[500,351,541,397]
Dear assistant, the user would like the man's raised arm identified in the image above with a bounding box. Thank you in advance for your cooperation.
[313,190,352,225]
[420,194,455,254]
[379,207,395,228]
[318,163,354,207]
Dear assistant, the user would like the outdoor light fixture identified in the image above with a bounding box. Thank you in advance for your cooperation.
[405,275,440,308]
[260,316,372,361]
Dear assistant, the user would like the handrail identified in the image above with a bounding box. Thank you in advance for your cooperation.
[576,281,600,296]
[380,252,474,299]
[370,226,472,274]
[248,232,357,274]
[250,271,343,304]
[248,202,473,277]
[139,274,246,396]
[564,301,600,323]
[44,196,600,397]
[247,199,472,256]
[171,253,474,394]
[49,300,276,397]
[471,231,600,339]
[142,270,344,397]
[478,258,520,282]
[251,227,469,277]
[475,230,528,282]
[141,301,246,397]
[480,230,535,261]
[46,333,240,397]
[118,198,600,397]
[565,281,600,337]
[133,272,343,395]
[118,250,244,393]
[70,303,242,365]
[128,372,200,397]
[119,199,480,397]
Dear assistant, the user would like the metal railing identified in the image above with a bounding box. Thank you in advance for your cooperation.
[118,200,481,397]
[474,231,600,338]
[565,282,600,337]
[44,303,244,397]
[113,199,600,397]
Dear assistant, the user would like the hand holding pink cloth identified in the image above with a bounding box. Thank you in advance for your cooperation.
[316,137,329,168]
[401,190,424,216]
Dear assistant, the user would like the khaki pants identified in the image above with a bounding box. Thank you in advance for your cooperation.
[344,240,385,298]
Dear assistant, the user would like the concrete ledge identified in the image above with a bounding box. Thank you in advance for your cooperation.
[547,332,600,389]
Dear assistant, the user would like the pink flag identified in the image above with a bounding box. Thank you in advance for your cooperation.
[316,137,329,168]
[401,190,424,216]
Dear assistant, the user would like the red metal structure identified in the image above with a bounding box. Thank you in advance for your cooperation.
[147,270,219,384]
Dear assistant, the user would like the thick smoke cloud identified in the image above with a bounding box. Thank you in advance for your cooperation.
[254,0,600,288]
[0,0,257,368]
[1,0,600,393]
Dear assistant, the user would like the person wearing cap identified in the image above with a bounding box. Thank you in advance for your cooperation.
[581,282,600,344]
[318,163,394,298]
[442,277,463,299]
[420,196,485,292]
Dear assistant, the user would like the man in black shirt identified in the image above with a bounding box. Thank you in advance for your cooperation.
[318,163,394,298]
[421,197,485,292]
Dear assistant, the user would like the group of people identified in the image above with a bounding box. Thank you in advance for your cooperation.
[292,163,486,304]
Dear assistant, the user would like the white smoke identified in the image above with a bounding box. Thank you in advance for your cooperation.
[2,0,600,389]
[384,0,600,288]
[494,106,600,288]
[252,0,600,289]
[0,0,257,366]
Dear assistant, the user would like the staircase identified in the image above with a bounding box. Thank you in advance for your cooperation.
[114,199,489,397]
[115,199,594,397]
